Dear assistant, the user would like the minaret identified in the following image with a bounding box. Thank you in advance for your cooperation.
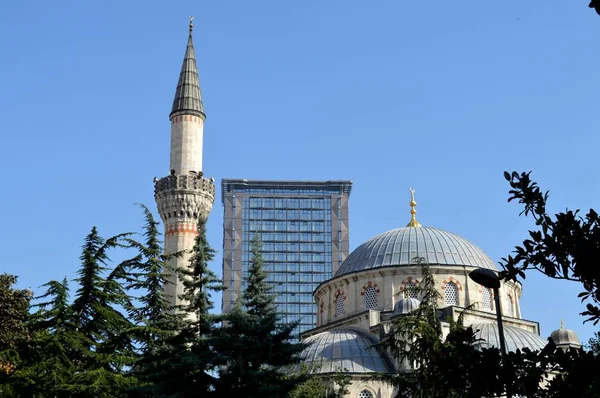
[154,17,215,308]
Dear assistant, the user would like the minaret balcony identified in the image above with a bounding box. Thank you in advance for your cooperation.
[154,173,215,222]
[154,173,215,197]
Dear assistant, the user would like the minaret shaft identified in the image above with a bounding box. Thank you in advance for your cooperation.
[170,115,204,174]
[154,20,215,309]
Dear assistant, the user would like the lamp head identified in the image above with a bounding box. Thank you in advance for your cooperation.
[469,268,500,290]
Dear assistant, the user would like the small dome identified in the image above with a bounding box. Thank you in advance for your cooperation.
[471,323,547,352]
[550,321,581,348]
[394,297,421,315]
[335,227,496,277]
[299,328,395,374]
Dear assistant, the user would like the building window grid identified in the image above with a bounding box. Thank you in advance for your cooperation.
[358,390,374,398]
[481,288,493,311]
[335,294,345,317]
[444,282,459,306]
[403,281,418,299]
[364,286,378,309]
[235,195,339,333]
[506,294,514,317]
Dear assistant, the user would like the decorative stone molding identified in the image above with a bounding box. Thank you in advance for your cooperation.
[166,222,199,237]
[478,285,495,297]
[398,276,419,293]
[154,174,215,222]
[155,174,215,196]
[334,289,347,300]
[171,114,204,123]
[360,281,380,296]
[441,276,462,291]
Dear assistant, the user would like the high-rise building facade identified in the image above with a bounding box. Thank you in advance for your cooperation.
[221,180,352,335]
[154,19,215,308]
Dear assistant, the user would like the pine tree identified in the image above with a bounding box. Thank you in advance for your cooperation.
[6,278,76,397]
[213,234,306,397]
[126,204,181,349]
[62,227,136,397]
[126,204,187,396]
[140,216,223,396]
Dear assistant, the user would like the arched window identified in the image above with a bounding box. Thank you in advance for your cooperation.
[403,281,418,299]
[364,286,378,309]
[358,390,374,398]
[335,294,345,317]
[444,281,458,305]
[506,294,514,317]
[481,288,493,311]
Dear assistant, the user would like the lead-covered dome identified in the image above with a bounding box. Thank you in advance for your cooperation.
[550,321,581,348]
[335,226,497,277]
[472,323,547,352]
[299,328,395,374]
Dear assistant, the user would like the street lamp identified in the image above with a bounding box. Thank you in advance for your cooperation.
[468,268,507,359]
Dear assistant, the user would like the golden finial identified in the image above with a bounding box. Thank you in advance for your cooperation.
[189,16,194,32]
[406,187,421,228]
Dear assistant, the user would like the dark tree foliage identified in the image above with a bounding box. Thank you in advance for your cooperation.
[374,259,557,397]
[501,171,600,324]
[126,205,187,396]
[588,331,600,355]
[3,227,138,397]
[590,1,600,15]
[0,274,30,353]
[288,364,352,398]
[10,278,78,396]
[375,172,600,397]
[212,234,306,397]
[141,216,224,397]
[0,274,31,395]
[125,205,180,342]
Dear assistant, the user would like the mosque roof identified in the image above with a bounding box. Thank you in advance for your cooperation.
[299,328,395,374]
[334,189,497,277]
[170,17,205,119]
[335,226,497,277]
[550,321,581,347]
[472,323,548,352]
[393,297,421,315]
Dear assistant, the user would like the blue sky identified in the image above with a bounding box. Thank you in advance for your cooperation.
[1,1,599,343]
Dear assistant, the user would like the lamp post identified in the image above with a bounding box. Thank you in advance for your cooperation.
[468,268,507,359]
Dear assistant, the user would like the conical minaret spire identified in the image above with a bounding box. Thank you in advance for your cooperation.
[170,16,205,120]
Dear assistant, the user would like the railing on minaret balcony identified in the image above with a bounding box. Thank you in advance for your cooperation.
[154,171,216,222]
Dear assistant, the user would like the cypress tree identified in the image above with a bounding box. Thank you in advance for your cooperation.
[213,234,306,397]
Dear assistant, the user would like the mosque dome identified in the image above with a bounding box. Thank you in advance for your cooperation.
[472,323,547,352]
[335,226,497,277]
[550,321,581,348]
[299,328,395,374]
[393,297,421,315]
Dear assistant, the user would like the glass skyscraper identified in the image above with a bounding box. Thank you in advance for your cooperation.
[221,180,352,336]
